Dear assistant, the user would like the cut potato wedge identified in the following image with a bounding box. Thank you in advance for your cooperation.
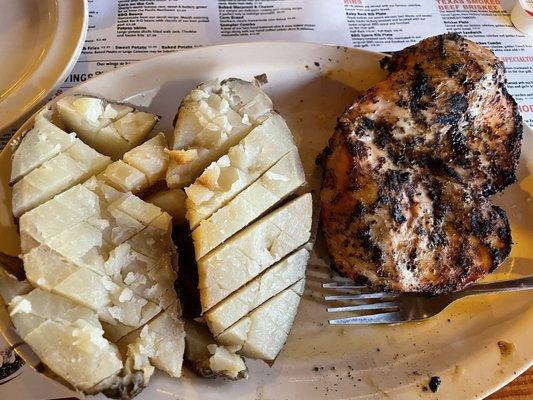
[192,149,305,259]
[56,95,158,160]
[100,160,149,194]
[10,109,76,184]
[98,111,158,160]
[184,320,247,380]
[123,133,168,185]
[198,193,312,311]
[117,302,185,379]
[97,133,168,195]
[205,248,309,336]
[216,279,305,361]
[145,189,187,226]
[166,78,273,189]
[9,289,123,390]
[56,96,132,142]
[23,245,161,327]
[185,113,296,229]
[12,138,111,218]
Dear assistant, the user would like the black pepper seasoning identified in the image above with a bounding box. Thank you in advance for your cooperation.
[429,376,442,392]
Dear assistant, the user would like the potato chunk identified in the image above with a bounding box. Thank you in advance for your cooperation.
[185,113,296,229]
[117,302,185,379]
[184,320,247,379]
[56,95,157,160]
[205,248,309,335]
[9,289,122,390]
[216,280,305,361]
[10,109,76,184]
[192,149,305,259]
[145,189,187,226]
[198,194,312,311]
[123,133,168,185]
[166,78,273,189]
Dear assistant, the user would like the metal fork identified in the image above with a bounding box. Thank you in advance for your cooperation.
[322,276,533,325]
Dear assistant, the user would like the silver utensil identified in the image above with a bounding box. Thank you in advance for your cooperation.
[323,276,533,325]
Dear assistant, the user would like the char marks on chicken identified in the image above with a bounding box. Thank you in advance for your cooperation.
[320,34,521,293]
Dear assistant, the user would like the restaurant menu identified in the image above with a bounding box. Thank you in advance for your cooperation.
[56,0,532,126]
[0,0,531,151]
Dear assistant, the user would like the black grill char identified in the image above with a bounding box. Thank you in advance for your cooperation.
[320,34,520,293]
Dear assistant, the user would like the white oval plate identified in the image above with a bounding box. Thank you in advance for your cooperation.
[0,0,87,132]
[0,42,531,400]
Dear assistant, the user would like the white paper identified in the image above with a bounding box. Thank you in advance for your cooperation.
[52,0,533,127]
[438,0,533,125]
[1,0,532,145]
[343,0,446,51]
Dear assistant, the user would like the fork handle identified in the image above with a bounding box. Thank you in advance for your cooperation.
[453,276,533,298]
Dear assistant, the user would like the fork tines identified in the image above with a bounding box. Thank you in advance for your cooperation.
[322,281,401,325]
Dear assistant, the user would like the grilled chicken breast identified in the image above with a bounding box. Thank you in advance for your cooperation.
[320,34,521,293]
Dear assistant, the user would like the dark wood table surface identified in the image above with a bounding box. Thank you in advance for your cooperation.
[488,368,532,399]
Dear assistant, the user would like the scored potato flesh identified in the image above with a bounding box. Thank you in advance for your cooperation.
[185,113,296,229]
[198,193,312,312]
[216,279,305,361]
[98,133,169,195]
[56,96,132,142]
[56,96,157,160]
[192,149,305,259]
[9,97,184,396]
[205,248,309,336]
[97,112,158,160]
[9,289,123,390]
[11,134,111,218]
[11,143,111,218]
[23,243,162,328]
[20,182,175,324]
[10,109,76,184]
[166,78,274,189]
[19,185,101,252]
[13,179,184,393]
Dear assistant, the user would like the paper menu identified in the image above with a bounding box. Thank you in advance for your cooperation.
[0,0,530,149]
[57,0,533,127]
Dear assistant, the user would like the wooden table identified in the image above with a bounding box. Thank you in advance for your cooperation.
[488,368,532,399]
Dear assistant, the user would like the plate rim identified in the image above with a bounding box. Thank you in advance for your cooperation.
[0,0,88,132]
[0,41,531,400]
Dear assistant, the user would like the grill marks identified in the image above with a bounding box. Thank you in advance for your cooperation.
[320,34,521,293]
[409,64,436,120]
